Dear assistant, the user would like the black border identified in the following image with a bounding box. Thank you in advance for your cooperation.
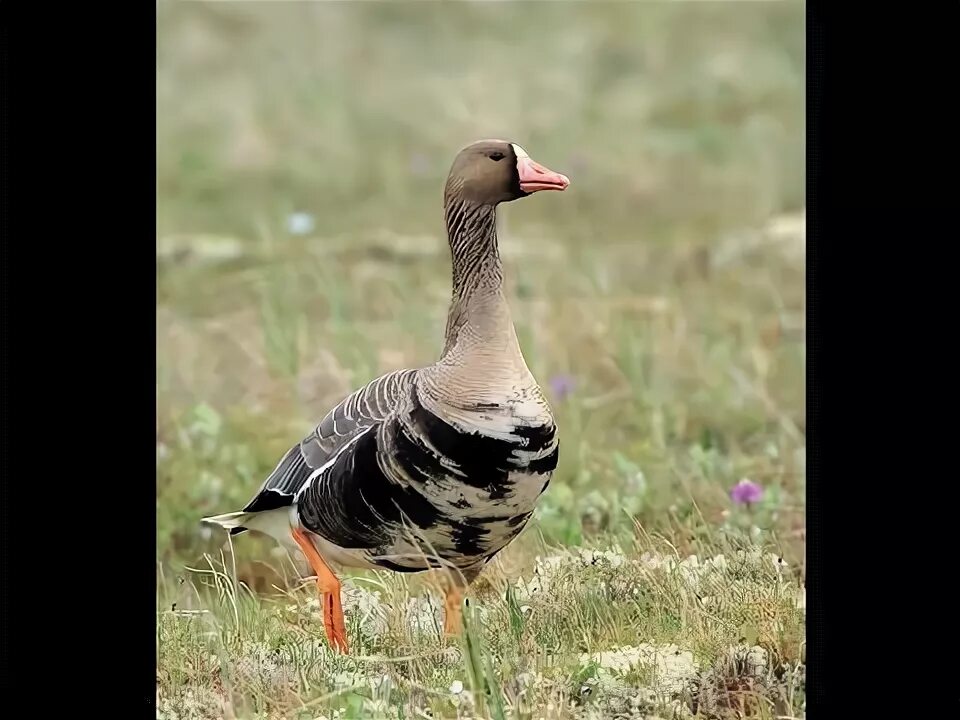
[3,1,958,715]
[807,2,959,715]
[3,2,157,710]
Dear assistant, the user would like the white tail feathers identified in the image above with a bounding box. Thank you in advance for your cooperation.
[202,511,252,530]
[202,507,297,548]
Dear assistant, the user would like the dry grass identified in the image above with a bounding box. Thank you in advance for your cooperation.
[157,534,804,719]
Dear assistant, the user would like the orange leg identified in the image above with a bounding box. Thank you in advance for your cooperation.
[442,565,484,637]
[291,528,349,653]
[443,583,464,636]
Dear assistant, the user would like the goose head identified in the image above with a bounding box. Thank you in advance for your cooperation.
[444,139,570,207]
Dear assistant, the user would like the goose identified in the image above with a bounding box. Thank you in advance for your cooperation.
[203,139,570,653]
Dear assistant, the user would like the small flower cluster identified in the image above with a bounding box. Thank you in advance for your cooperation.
[513,546,631,599]
[579,643,699,695]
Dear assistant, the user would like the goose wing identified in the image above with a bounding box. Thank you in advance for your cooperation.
[240,368,417,513]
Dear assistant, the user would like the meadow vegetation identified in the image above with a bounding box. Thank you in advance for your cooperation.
[157,3,805,718]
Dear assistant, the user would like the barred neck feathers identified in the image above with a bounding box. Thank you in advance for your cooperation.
[430,191,531,401]
[441,191,508,347]
[420,140,569,419]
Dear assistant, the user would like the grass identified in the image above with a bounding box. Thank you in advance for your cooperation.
[158,536,804,719]
[156,2,805,718]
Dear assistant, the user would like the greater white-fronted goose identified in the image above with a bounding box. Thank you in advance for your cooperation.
[204,140,570,653]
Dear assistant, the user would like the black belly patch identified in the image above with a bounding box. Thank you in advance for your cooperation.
[527,446,559,475]
[450,521,492,556]
[298,389,557,573]
[407,390,556,491]
[298,428,442,548]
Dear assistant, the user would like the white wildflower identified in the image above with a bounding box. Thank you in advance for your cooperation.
[367,673,393,695]
[536,552,575,575]
[720,644,768,679]
[579,643,699,695]
[743,645,768,677]
[234,642,295,688]
[439,646,462,666]
[735,547,766,565]
[514,671,538,696]
[405,595,440,635]
[515,551,578,600]
[705,554,728,571]
[286,212,315,235]
[296,595,323,621]
[638,551,673,571]
[678,554,702,585]
[513,575,540,602]
[341,583,389,637]
[579,547,627,568]
[331,671,355,688]
[449,680,464,694]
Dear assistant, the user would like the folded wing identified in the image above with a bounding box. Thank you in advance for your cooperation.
[239,369,417,514]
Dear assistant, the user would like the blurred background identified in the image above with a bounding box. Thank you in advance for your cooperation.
[157,2,805,587]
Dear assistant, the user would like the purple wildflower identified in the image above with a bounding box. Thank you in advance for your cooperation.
[549,374,576,401]
[730,479,763,506]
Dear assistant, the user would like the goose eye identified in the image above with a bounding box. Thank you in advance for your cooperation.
[489,152,505,162]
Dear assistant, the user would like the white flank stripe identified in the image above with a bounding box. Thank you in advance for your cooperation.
[294,426,373,501]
